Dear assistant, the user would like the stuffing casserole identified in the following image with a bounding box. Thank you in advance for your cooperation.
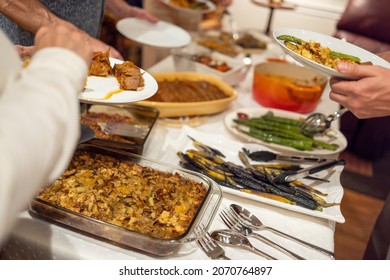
[37,151,207,239]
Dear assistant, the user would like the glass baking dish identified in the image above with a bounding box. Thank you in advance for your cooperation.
[80,103,159,155]
[29,144,223,257]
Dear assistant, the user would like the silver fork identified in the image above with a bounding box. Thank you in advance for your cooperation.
[220,209,305,260]
[195,226,231,260]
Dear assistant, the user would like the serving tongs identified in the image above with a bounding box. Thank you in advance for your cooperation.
[79,124,96,144]
[98,122,149,138]
[273,159,346,183]
[243,148,327,164]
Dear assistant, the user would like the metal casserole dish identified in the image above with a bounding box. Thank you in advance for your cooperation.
[80,104,159,155]
[29,145,222,256]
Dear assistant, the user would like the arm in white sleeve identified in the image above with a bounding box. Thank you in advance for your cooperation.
[0,31,88,244]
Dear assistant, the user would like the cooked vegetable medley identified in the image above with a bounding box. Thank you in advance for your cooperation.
[277,34,361,69]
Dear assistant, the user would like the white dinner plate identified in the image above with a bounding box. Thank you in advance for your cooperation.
[159,126,345,223]
[273,28,390,79]
[116,18,191,48]
[79,58,158,105]
[224,107,347,157]
[160,0,216,14]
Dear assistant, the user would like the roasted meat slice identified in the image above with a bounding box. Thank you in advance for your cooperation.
[113,61,144,90]
[88,50,113,76]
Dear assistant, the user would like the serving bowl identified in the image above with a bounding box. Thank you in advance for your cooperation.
[172,43,251,86]
[29,145,223,256]
[252,62,328,113]
[136,72,238,117]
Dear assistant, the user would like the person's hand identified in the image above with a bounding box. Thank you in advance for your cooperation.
[128,6,159,23]
[329,62,390,119]
[219,0,233,7]
[106,2,159,23]
[14,45,35,58]
[86,36,123,60]
[34,24,93,65]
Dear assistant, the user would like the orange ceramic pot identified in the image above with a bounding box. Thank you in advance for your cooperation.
[252,62,327,113]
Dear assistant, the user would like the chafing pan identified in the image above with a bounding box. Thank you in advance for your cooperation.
[80,103,159,155]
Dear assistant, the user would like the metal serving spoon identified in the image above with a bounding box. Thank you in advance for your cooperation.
[210,229,277,260]
[230,204,335,259]
[301,107,349,136]
[79,124,95,144]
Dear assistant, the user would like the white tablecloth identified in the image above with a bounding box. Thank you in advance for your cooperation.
[1,47,342,260]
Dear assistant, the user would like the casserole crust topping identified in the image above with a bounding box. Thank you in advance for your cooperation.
[37,151,207,239]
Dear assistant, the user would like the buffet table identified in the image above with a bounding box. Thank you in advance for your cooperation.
[0,44,341,260]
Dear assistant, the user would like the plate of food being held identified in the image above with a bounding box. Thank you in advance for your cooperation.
[273,28,390,79]
[80,50,158,105]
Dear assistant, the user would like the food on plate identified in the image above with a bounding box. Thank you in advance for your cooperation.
[192,54,231,72]
[88,50,144,90]
[233,111,339,151]
[89,50,113,76]
[146,79,229,102]
[178,138,338,211]
[113,61,144,90]
[276,35,366,69]
[37,151,207,239]
[169,0,209,10]
[235,32,267,49]
[196,37,238,57]
[80,112,136,143]
[197,30,268,56]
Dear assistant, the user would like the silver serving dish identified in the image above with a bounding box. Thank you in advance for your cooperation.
[29,145,223,256]
[171,43,251,87]
[80,103,159,155]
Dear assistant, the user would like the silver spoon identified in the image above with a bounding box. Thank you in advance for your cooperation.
[230,204,335,259]
[301,107,349,136]
[210,229,277,260]
[220,210,305,259]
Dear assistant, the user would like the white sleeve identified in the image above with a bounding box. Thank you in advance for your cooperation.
[0,36,88,244]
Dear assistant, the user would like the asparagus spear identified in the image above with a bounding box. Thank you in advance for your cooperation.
[330,51,361,63]
[276,35,302,45]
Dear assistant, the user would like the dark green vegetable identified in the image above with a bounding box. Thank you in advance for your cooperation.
[278,34,362,64]
[233,111,338,151]
[330,51,361,63]
[276,35,302,45]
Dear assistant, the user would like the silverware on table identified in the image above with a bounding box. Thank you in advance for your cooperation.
[195,227,231,260]
[210,229,276,260]
[242,148,327,163]
[230,204,335,259]
[220,210,304,259]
